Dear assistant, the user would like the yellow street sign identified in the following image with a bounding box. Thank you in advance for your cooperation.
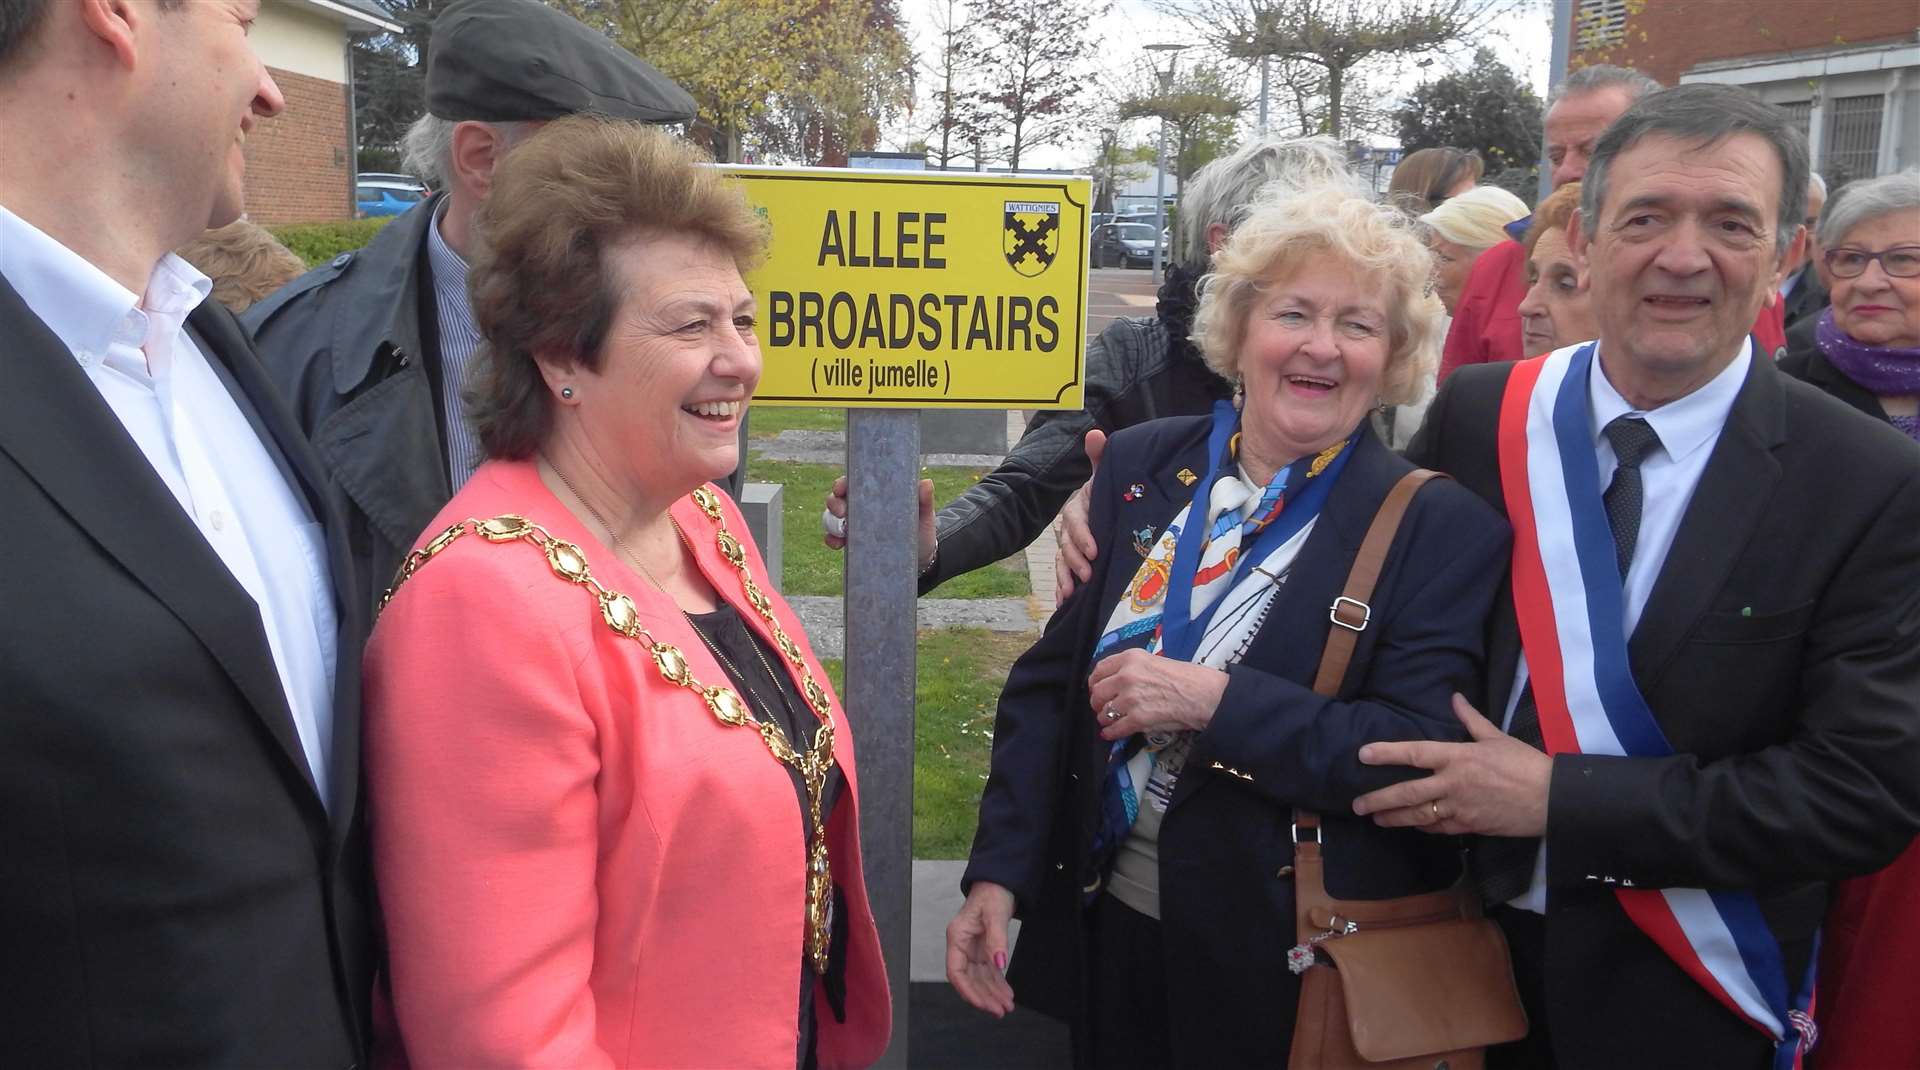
[720,166,1090,409]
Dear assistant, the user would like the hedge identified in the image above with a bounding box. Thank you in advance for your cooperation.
[269,218,394,268]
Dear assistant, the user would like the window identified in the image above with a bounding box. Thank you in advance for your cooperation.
[1576,0,1628,49]
[391,188,426,203]
[355,186,377,201]
[1774,100,1813,144]
[1826,94,1884,186]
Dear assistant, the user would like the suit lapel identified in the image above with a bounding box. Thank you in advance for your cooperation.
[192,301,364,838]
[1628,354,1787,694]
[0,278,328,814]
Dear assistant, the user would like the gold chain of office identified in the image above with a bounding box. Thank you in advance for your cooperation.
[382,486,837,975]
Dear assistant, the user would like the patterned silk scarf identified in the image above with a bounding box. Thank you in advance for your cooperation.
[1087,403,1359,883]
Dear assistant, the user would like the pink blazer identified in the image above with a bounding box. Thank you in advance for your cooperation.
[366,459,891,1068]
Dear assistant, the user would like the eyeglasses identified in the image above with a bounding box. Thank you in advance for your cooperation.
[1824,245,1920,279]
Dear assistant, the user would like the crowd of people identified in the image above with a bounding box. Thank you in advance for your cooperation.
[1,0,1916,1067]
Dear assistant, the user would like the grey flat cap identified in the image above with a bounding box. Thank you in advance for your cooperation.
[426,0,697,124]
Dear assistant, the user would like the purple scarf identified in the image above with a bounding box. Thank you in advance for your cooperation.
[1816,309,1920,395]
[1816,310,1920,442]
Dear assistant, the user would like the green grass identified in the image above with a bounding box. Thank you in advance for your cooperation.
[821,627,1031,858]
[746,406,847,438]
[748,454,1029,599]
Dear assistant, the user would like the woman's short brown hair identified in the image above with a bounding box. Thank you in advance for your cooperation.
[465,116,769,460]
[1523,181,1583,257]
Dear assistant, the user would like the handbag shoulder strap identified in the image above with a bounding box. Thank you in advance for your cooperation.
[1296,467,1447,837]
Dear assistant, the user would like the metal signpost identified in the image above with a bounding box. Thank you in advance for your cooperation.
[724,165,1090,1067]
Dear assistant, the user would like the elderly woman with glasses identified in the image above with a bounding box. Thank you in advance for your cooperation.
[944,178,1510,1067]
[1777,169,1920,1069]
[1781,171,1920,442]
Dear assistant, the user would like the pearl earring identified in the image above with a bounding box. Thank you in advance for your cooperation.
[561,386,574,399]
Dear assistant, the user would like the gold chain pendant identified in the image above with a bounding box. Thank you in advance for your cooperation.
[384,492,838,975]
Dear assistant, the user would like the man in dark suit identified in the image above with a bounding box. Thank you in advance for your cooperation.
[1353,85,1920,1069]
[1779,171,1829,330]
[0,0,370,1063]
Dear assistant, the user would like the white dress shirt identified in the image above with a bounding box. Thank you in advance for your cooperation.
[1505,339,1753,912]
[0,204,340,809]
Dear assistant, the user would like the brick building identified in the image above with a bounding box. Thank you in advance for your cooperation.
[1573,0,1920,185]
[246,0,401,225]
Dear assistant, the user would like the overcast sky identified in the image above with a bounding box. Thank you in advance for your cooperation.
[887,0,1555,171]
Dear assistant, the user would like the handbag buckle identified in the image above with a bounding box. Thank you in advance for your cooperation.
[1329,596,1371,632]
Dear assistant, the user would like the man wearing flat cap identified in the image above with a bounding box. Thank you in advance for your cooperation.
[246,0,696,613]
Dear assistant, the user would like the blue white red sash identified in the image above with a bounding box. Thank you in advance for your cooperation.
[1498,344,1817,1068]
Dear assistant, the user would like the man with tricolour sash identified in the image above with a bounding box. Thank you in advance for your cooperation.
[1351,84,1920,1068]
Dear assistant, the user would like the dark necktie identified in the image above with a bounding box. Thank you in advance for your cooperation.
[1601,415,1662,580]
[1473,415,1663,905]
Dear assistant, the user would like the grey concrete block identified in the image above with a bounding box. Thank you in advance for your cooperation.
[920,408,1014,456]
[739,482,784,593]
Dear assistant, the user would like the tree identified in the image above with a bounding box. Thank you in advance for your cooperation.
[348,0,457,173]
[920,0,981,169]
[749,0,914,164]
[1167,0,1511,140]
[1117,59,1246,189]
[964,0,1107,170]
[1393,46,1541,173]
[1087,129,1156,211]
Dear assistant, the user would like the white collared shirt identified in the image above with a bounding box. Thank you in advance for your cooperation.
[0,203,340,809]
[1504,338,1753,912]
[426,205,484,489]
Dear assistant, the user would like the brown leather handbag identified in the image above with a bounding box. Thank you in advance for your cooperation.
[1285,470,1529,1070]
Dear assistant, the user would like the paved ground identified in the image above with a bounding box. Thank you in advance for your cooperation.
[1086,265,1161,336]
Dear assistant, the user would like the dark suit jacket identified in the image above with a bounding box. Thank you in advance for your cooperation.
[963,417,1510,1068]
[1780,270,1828,332]
[0,275,373,1065]
[1406,353,1920,1069]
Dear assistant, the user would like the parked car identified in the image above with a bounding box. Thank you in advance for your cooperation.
[1090,221,1165,269]
[355,176,430,219]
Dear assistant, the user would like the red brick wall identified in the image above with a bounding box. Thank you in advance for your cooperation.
[1573,0,1920,88]
[244,66,352,226]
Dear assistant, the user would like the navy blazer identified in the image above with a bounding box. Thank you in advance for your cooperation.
[963,415,1510,1066]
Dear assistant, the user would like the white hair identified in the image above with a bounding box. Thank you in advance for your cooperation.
[1817,171,1920,248]
[400,114,532,189]
[1419,186,1530,250]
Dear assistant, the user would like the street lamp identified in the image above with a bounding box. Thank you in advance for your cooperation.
[1144,42,1188,285]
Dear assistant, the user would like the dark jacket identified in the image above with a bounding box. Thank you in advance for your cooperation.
[242,195,451,615]
[963,416,1511,1067]
[1780,270,1828,332]
[1779,314,1891,423]
[920,267,1230,593]
[1407,354,1920,1070]
[0,277,373,1065]
[1778,311,1920,1070]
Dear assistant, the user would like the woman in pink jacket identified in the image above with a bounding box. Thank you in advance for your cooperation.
[364,116,890,1069]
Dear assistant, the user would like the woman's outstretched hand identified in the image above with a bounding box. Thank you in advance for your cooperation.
[946,881,1017,1017]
